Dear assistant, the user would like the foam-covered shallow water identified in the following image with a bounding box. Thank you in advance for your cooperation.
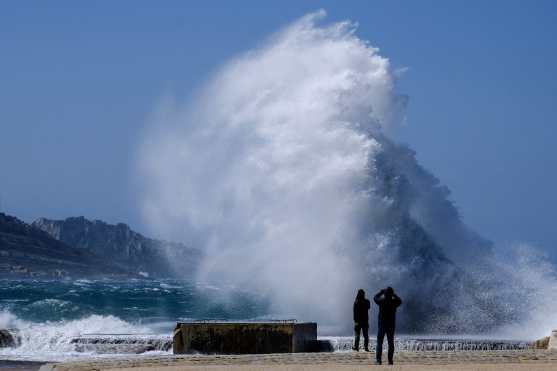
[322,336,533,352]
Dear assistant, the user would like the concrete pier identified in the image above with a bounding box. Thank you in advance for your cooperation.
[173,321,317,354]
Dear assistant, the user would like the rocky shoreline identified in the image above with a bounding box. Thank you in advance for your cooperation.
[0,330,18,348]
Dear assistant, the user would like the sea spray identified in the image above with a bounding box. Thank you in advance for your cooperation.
[138,11,557,337]
[0,309,154,361]
[139,9,405,331]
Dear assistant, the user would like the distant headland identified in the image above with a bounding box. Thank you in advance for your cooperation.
[0,213,200,279]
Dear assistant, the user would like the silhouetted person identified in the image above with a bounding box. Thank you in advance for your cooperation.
[352,289,371,351]
[373,287,402,365]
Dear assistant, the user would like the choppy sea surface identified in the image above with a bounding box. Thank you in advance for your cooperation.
[0,279,268,361]
[0,279,534,362]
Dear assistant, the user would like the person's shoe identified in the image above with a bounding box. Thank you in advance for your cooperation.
[364,347,370,352]
[388,361,394,365]
[352,346,359,351]
[374,360,382,365]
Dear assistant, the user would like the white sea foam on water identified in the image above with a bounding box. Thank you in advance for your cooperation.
[0,307,538,362]
[0,310,162,362]
[138,10,557,338]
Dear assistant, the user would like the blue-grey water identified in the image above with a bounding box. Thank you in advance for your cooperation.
[0,279,267,324]
[0,279,534,362]
[0,279,268,361]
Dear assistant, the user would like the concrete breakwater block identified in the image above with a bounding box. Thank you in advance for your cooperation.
[548,330,557,349]
[173,321,317,354]
[534,336,550,349]
[70,334,173,354]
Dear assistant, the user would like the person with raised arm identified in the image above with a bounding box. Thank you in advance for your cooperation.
[373,287,402,365]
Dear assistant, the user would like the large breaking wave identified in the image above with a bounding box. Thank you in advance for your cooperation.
[139,10,557,338]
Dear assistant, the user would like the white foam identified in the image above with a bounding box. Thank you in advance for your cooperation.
[0,310,158,362]
[137,10,557,338]
[139,9,396,328]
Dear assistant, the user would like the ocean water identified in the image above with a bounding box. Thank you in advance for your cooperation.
[0,279,268,361]
[0,279,535,362]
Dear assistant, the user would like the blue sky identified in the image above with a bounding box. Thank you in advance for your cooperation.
[1,1,556,258]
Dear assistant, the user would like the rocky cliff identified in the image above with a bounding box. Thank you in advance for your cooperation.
[0,213,130,278]
[32,216,200,278]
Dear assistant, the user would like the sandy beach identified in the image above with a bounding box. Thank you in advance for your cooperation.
[36,350,557,371]
[101,365,557,371]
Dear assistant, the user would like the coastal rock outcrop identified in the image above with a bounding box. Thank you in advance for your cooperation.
[0,329,17,348]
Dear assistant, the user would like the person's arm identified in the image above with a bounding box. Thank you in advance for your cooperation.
[393,293,402,307]
[373,290,384,305]
[353,302,357,322]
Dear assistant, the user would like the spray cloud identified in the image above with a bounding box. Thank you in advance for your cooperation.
[139,11,557,337]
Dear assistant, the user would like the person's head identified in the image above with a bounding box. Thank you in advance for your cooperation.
[356,289,365,300]
[385,287,394,298]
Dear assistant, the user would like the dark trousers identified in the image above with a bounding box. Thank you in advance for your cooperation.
[354,323,369,350]
[376,323,395,363]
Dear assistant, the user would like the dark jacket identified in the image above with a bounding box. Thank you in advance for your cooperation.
[353,298,371,324]
[373,291,402,327]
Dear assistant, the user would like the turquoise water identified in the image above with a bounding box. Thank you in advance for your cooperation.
[0,279,268,324]
[0,280,535,362]
[0,279,269,361]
